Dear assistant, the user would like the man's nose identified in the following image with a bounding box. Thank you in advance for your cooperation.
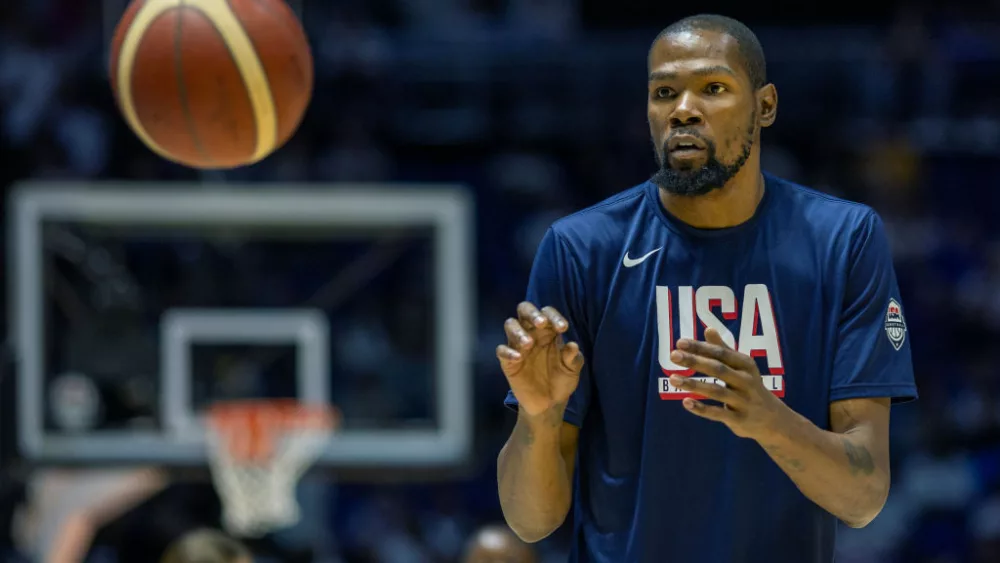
[669,92,703,127]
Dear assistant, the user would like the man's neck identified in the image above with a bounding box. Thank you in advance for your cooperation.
[659,166,765,229]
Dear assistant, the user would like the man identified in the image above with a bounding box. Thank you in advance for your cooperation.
[160,529,251,563]
[496,13,917,563]
[461,524,538,563]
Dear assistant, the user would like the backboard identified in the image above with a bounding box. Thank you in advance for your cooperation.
[8,184,474,468]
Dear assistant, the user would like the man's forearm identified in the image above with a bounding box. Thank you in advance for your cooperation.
[757,409,889,528]
[497,405,573,542]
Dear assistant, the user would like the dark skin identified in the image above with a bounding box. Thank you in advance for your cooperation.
[496,30,892,542]
[669,328,891,528]
[496,303,581,542]
[461,525,539,563]
[647,28,775,228]
[648,29,891,527]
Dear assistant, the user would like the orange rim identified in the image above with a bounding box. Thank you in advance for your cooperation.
[206,400,339,463]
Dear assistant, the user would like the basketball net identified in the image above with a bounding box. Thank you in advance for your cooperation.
[205,399,338,538]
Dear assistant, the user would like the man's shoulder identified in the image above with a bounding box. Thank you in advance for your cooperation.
[767,173,880,237]
[547,182,649,248]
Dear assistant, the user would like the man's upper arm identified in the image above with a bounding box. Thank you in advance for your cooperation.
[830,211,918,404]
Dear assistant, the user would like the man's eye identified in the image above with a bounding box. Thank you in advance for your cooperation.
[655,87,674,98]
[706,84,727,95]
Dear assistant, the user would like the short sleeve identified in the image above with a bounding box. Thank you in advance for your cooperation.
[830,212,918,404]
[504,227,592,427]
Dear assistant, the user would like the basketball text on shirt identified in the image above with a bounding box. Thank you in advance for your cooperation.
[656,284,785,400]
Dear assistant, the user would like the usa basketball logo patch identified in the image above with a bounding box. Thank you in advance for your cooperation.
[884,298,907,351]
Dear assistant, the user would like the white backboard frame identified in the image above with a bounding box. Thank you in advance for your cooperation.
[8,183,474,467]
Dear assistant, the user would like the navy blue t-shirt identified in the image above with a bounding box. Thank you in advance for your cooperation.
[504,173,918,563]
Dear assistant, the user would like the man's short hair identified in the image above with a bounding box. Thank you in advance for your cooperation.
[652,14,767,89]
[160,529,251,563]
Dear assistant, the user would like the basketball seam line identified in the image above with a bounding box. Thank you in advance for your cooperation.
[116,0,180,163]
[193,0,275,163]
[174,0,215,165]
[234,0,312,147]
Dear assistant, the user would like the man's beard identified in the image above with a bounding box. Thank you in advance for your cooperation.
[651,115,756,197]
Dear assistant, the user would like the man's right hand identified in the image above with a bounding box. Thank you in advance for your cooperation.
[496,301,585,417]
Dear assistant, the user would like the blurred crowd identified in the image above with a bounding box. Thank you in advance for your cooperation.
[3,0,1000,562]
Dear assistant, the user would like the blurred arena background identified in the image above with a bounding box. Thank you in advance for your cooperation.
[1,0,1000,562]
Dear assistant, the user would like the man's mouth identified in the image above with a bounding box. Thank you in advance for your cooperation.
[670,145,704,156]
[666,135,707,157]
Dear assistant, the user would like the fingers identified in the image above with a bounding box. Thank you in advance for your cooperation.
[505,317,534,349]
[669,349,746,389]
[516,302,569,333]
[560,341,585,372]
[703,327,732,349]
[517,301,547,328]
[541,306,569,332]
[496,344,526,380]
[681,398,734,423]
[501,302,576,376]
[668,374,741,406]
[676,331,756,373]
[500,336,583,370]
[496,344,523,364]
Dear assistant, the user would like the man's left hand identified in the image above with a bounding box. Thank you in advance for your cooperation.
[668,327,791,441]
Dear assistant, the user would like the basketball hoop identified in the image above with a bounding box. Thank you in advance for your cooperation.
[205,399,338,538]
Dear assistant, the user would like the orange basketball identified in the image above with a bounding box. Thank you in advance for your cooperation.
[109,0,313,169]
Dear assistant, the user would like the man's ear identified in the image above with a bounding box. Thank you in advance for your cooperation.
[757,83,778,128]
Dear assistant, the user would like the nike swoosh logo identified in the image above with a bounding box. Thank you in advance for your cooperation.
[623,247,662,267]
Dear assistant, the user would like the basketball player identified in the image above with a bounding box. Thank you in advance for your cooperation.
[160,529,251,563]
[496,14,917,563]
[461,524,538,563]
